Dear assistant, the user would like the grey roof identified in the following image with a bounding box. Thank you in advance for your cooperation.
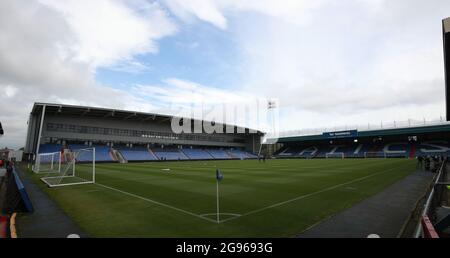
[31,102,263,135]
[444,17,450,33]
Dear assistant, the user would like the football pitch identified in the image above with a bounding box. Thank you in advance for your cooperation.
[29,158,416,237]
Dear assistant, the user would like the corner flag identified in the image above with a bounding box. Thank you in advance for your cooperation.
[216,169,223,181]
[215,168,223,223]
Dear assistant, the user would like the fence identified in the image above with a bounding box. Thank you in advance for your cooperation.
[414,159,448,238]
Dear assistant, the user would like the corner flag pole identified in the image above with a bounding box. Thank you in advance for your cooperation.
[216,179,220,223]
[215,169,223,223]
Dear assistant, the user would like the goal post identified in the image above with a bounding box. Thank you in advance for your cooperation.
[325,152,345,159]
[363,151,387,158]
[33,151,61,174]
[40,147,96,188]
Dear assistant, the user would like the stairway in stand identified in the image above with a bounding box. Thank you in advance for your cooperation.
[409,143,416,159]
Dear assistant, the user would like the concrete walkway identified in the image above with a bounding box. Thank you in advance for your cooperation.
[14,166,87,238]
[298,170,434,238]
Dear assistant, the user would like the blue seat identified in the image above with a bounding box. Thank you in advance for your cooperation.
[118,148,156,161]
[182,148,214,159]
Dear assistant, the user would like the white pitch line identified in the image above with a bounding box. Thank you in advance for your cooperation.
[199,213,242,217]
[218,167,398,224]
[85,189,102,193]
[95,183,217,224]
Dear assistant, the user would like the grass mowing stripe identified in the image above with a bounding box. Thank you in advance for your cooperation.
[219,166,399,224]
[95,182,218,224]
[25,159,416,237]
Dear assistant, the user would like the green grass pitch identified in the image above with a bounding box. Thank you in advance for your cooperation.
[27,158,416,237]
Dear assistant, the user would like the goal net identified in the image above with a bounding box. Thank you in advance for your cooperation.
[325,152,345,159]
[41,147,96,187]
[363,151,387,158]
[33,152,61,174]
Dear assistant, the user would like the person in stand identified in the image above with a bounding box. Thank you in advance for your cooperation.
[417,156,423,170]
[424,156,431,171]
[6,159,13,178]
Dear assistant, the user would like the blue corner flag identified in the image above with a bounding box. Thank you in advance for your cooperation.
[216,169,223,182]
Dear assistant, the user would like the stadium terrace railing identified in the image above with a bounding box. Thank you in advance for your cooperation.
[276,118,449,138]
[413,158,448,238]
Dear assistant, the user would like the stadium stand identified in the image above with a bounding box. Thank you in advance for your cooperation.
[275,141,450,159]
[36,143,259,162]
[207,149,232,159]
[25,103,263,164]
[69,144,113,162]
[181,148,214,160]
[228,148,256,159]
[117,147,157,161]
[38,143,62,153]
[153,148,188,160]
[416,141,450,157]
[383,142,411,158]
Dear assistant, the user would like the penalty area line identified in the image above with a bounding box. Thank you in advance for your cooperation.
[95,183,217,224]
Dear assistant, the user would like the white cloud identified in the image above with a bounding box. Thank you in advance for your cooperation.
[163,0,326,28]
[233,0,447,129]
[3,85,18,98]
[133,78,272,131]
[164,0,227,29]
[1,0,449,148]
[133,78,253,112]
[164,0,448,131]
[0,0,176,148]
[39,0,177,68]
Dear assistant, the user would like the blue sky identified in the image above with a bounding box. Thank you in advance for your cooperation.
[1,0,450,148]
[95,19,242,89]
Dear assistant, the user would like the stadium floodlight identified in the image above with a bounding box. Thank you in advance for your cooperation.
[325,152,345,159]
[40,147,96,187]
[363,151,387,159]
[33,151,62,174]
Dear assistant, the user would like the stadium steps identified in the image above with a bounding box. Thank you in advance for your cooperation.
[278,147,290,156]
[179,149,190,160]
[204,149,231,159]
[204,149,215,159]
[113,149,127,163]
[204,150,215,159]
[409,143,416,159]
[206,150,216,159]
[179,149,189,159]
[109,149,118,162]
[110,149,118,161]
[226,150,238,159]
[180,148,214,160]
[147,148,159,160]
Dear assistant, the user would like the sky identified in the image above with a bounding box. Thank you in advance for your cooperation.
[0,0,449,149]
